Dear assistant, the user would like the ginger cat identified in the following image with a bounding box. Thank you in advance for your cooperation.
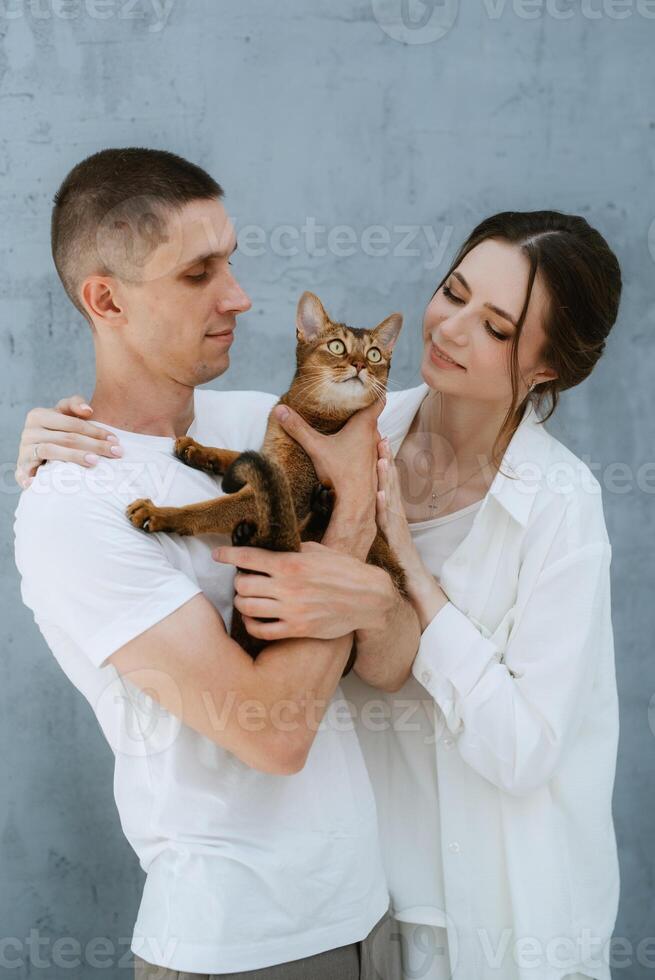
[126,292,407,664]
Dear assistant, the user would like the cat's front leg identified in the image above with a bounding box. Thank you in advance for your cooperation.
[126,498,197,534]
[126,487,257,536]
[174,437,241,476]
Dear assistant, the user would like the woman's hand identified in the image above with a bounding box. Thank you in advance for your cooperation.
[15,395,123,489]
[272,400,382,518]
[214,540,397,643]
[376,437,449,630]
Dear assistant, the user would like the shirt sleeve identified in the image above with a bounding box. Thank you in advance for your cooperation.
[14,481,202,670]
[412,538,613,796]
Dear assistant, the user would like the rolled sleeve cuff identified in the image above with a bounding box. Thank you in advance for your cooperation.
[412,601,501,701]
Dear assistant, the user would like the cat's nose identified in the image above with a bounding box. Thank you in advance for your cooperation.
[353,361,365,373]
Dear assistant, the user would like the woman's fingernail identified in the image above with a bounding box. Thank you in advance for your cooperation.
[80,403,93,412]
[110,446,123,457]
[84,453,99,465]
[274,405,290,421]
[105,433,118,443]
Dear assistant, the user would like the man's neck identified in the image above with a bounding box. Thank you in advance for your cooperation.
[90,364,196,438]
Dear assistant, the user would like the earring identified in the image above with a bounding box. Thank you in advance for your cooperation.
[528,380,536,392]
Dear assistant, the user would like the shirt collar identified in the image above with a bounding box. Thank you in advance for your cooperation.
[381,383,551,528]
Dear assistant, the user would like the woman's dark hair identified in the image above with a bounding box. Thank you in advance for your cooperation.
[433,210,622,467]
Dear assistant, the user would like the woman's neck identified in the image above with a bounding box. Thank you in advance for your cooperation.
[417,388,512,471]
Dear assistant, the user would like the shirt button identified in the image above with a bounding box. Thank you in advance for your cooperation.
[442,737,454,748]
[420,670,432,685]
[448,841,461,854]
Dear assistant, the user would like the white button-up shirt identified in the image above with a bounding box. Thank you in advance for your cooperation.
[344,384,620,980]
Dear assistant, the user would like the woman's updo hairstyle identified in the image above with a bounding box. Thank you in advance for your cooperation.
[434,210,622,466]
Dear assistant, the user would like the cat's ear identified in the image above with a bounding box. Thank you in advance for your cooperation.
[372,313,403,352]
[296,292,328,341]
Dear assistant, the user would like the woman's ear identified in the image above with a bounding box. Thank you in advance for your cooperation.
[80,275,127,327]
[296,292,328,341]
[533,365,558,385]
[373,313,403,352]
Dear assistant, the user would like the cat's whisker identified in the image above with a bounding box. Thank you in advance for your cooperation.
[367,378,389,403]
[289,370,323,389]
[287,376,324,408]
[291,375,323,396]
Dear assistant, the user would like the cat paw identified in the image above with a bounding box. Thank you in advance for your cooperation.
[126,498,164,533]
[310,482,336,518]
[232,520,258,547]
[174,436,206,470]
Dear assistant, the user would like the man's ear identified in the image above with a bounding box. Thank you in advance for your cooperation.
[80,275,127,327]
[372,313,403,352]
[296,292,328,341]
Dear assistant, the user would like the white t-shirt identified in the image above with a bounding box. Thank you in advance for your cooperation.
[14,388,389,975]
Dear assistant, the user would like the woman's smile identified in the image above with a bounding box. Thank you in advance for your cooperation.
[429,341,466,370]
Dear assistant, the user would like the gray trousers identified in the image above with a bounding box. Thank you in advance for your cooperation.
[134,907,401,980]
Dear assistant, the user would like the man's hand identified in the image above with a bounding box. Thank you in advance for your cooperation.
[214,541,397,642]
[15,394,122,488]
[272,399,383,514]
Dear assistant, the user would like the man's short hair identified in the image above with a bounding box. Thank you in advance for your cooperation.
[51,147,224,321]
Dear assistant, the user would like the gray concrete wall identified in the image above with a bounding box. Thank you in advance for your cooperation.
[1,1,653,976]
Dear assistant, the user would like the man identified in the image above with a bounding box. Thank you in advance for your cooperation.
[14,148,419,978]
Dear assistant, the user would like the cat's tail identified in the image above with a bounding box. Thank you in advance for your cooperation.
[222,451,300,552]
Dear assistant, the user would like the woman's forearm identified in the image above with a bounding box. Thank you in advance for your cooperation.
[409,570,450,632]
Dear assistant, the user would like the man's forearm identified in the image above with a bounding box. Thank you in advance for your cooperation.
[251,632,352,768]
[353,582,421,693]
[245,501,368,768]
[321,501,377,560]
[326,502,421,692]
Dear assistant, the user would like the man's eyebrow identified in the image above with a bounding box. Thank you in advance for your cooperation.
[179,241,238,271]
[451,270,517,328]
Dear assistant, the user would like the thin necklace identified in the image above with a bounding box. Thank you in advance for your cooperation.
[428,460,489,513]
[424,391,493,514]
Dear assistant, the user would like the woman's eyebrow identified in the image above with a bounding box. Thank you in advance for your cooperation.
[452,270,517,327]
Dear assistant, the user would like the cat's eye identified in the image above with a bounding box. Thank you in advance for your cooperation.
[367,347,382,363]
[327,340,346,355]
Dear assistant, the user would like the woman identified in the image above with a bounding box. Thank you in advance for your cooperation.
[15,211,621,980]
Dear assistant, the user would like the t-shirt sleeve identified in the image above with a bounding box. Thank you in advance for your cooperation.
[14,480,202,670]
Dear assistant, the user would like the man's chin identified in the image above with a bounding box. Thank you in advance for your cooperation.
[193,352,230,386]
